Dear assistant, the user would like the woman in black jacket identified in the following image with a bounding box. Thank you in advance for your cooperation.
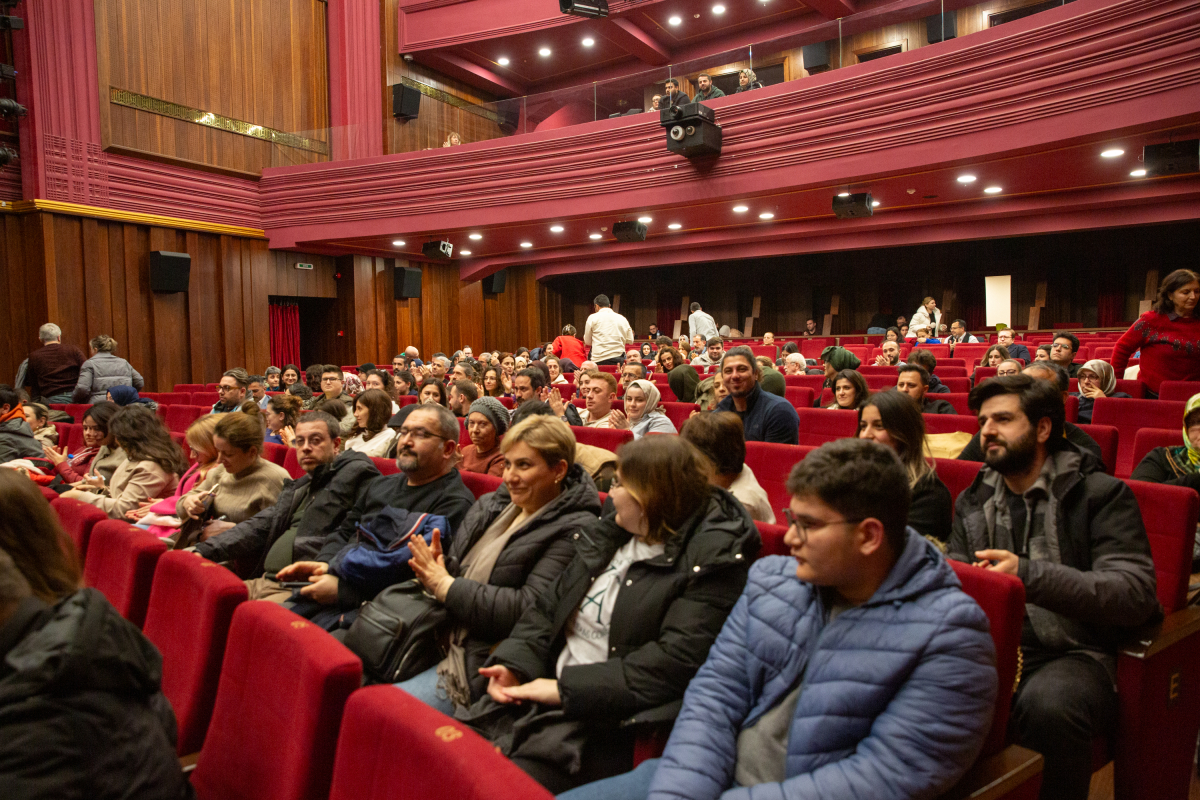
[460,435,760,793]
[1131,392,1200,491]
[858,390,953,543]
[399,415,601,713]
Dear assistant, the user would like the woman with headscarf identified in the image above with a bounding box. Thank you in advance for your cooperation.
[667,363,700,404]
[1131,393,1200,492]
[106,384,158,411]
[610,380,677,439]
[820,345,861,389]
[1072,359,1130,424]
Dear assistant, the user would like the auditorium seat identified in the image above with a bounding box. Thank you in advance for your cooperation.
[795,408,857,447]
[262,441,289,468]
[65,422,84,452]
[51,420,72,448]
[1130,428,1182,472]
[158,391,194,404]
[1065,394,1079,424]
[458,418,471,447]
[755,520,790,557]
[282,447,305,479]
[165,405,206,433]
[370,457,400,475]
[748,345,777,360]
[933,459,983,506]
[204,383,220,391]
[190,602,362,800]
[859,365,900,376]
[951,345,990,364]
[784,386,815,409]
[174,384,205,393]
[460,470,503,499]
[65,403,91,421]
[661,402,697,431]
[743,441,814,515]
[931,366,967,378]
[783,374,825,391]
[170,431,187,452]
[190,392,219,407]
[656,383,678,402]
[554,384,574,401]
[865,374,900,391]
[572,426,634,452]
[923,414,978,435]
[1157,381,1200,403]
[329,685,554,800]
[51,496,109,563]
[912,344,950,358]
[397,395,418,408]
[841,345,875,362]
[938,393,972,415]
[142,551,247,755]
[498,396,514,409]
[973,366,997,384]
[83,519,168,628]
[938,377,971,392]
[1090,398,1186,476]
[1074,423,1119,476]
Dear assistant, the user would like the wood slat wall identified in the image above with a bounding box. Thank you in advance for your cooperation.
[96,0,331,177]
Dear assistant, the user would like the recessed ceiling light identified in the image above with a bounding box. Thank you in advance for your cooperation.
[468,233,482,240]
[668,15,681,25]
[758,212,774,219]
[550,225,564,232]
[984,186,1002,194]
[459,249,472,255]
[1129,169,1147,177]
[497,57,510,66]
[836,192,850,198]
[1101,148,1124,158]
[667,223,682,230]
[582,37,594,47]
[588,233,602,240]
[520,242,533,248]
[957,174,976,183]
[538,47,551,57]
[732,205,749,212]
[713,4,725,13]
[871,201,881,207]
[392,240,405,246]
[637,216,652,223]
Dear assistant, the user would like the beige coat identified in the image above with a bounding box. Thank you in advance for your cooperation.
[77,459,179,519]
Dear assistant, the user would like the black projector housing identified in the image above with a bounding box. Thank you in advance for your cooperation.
[422,240,454,260]
[612,221,647,242]
[1143,139,1199,177]
[659,102,722,158]
[832,193,873,219]
[559,0,608,17]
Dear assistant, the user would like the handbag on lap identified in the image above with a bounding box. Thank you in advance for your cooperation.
[343,579,448,684]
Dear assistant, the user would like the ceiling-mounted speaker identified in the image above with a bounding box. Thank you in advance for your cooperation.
[612,221,647,242]
[497,103,521,135]
[422,240,453,260]
[482,270,507,294]
[802,41,831,74]
[394,267,422,299]
[925,12,957,43]
[149,251,191,292]
[1144,139,1199,176]
[392,84,421,121]
[559,0,608,18]
[832,192,874,219]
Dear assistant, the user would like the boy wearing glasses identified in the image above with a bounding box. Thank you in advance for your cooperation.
[561,439,998,800]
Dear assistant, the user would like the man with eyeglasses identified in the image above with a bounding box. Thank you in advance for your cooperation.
[212,368,250,413]
[1049,332,1081,378]
[279,404,475,613]
[995,329,1031,364]
[306,365,356,435]
[576,439,997,800]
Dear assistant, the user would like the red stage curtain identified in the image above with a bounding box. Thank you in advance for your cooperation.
[269,301,301,368]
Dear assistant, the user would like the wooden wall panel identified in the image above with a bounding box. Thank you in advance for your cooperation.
[97,0,331,176]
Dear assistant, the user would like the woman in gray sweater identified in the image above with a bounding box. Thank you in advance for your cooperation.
[72,335,144,404]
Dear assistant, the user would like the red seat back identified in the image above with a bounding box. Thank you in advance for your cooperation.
[262,442,289,468]
[83,520,168,628]
[748,345,777,360]
[973,366,997,384]
[572,426,634,452]
[282,447,305,479]
[458,418,472,447]
[329,685,554,800]
[932,366,968,378]
[934,459,983,507]
[783,375,825,391]
[1074,423,1119,476]
[859,365,901,376]
[142,552,248,755]
[156,392,193,404]
[923,414,979,435]
[1091,398,1187,476]
[190,392,219,407]
[66,422,85,452]
[938,377,972,393]
[755,520,791,557]
[51,497,109,563]
[784,386,814,409]
[554,384,575,401]
[1067,379,1144,398]
[1125,479,1199,614]
[912,344,950,358]
[1158,381,1200,403]
[744,442,815,516]
[1131,428,1182,474]
[370,456,401,476]
[174,384,205,393]
[661,402,697,431]
[795,408,857,447]
[939,393,972,415]
[66,403,91,421]
[949,562,1026,757]
[165,405,206,433]
[190,603,362,800]
[865,375,899,391]
[204,383,220,391]
[460,470,503,499]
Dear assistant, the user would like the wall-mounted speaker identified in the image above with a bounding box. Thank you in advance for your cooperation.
[613,221,647,242]
[394,267,422,299]
[802,41,831,74]
[832,192,874,219]
[392,84,421,121]
[497,104,521,135]
[482,270,507,294]
[1144,139,1199,176]
[925,12,957,43]
[149,251,191,292]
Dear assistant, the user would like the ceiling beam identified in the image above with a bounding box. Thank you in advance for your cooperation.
[803,0,857,20]
[415,51,528,98]
[598,17,671,66]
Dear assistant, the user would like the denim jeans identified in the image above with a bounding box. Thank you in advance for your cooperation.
[555,758,659,800]
[393,664,455,716]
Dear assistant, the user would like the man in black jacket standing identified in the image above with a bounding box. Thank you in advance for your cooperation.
[193,411,380,602]
[948,376,1158,800]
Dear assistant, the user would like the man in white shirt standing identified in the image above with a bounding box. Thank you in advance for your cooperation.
[688,302,719,343]
[583,294,635,365]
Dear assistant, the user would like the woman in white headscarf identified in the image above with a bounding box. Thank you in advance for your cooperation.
[609,379,677,439]
[1073,359,1130,423]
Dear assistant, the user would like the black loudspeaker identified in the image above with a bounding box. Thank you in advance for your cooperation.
[394,267,422,299]
[802,41,831,74]
[832,192,873,219]
[149,251,191,292]
[1144,139,1199,176]
[497,103,521,135]
[392,84,421,121]
[925,12,957,43]
[482,270,507,294]
[613,221,647,242]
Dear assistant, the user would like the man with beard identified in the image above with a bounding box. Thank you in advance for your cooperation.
[714,346,799,444]
[948,375,1157,800]
[873,340,901,366]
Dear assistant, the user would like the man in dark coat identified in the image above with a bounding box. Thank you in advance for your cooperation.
[896,365,957,414]
[714,347,799,444]
[0,385,44,463]
[948,375,1158,800]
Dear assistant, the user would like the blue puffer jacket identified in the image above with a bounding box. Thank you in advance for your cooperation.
[648,530,997,800]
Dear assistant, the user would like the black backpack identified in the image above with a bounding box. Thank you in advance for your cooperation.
[342,579,448,685]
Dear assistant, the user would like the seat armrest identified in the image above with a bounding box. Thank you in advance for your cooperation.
[619,699,682,729]
[1120,606,1200,660]
[937,744,1043,800]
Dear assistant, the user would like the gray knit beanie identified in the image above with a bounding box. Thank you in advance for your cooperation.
[469,396,509,436]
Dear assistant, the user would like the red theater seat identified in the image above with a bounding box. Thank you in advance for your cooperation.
[1157,381,1200,403]
[83,520,168,628]
[936,393,972,415]
[51,496,109,563]
[572,426,634,452]
[155,392,192,404]
[1074,423,1119,476]
[282,447,305,479]
[1090,399,1185,476]
[190,602,362,800]
[938,377,971,393]
[865,374,899,391]
[142,552,247,755]
[329,685,554,800]
[743,442,815,516]
[262,441,289,468]
[174,384,205,393]
[795,408,857,447]
[661,402,697,431]
[1067,379,1144,398]
[755,520,790,557]
[1130,428,1181,472]
[65,403,91,421]
[165,405,206,433]
[461,470,503,499]
[932,366,968,378]
[933,459,983,507]
[204,383,220,391]
[923,414,979,435]
[190,392,219,407]
[371,457,400,476]
[784,386,815,409]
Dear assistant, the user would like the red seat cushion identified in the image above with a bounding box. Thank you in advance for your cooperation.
[165,405,206,433]
[795,408,857,447]
[743,442,815,516]
[51,496,109,563]
[142,552,248,755]
[1125,479,1199,614]
[191,603,362,800]
[1130,428,1182,474]
[1091,399,1187,476]
[571,425,634,452]
[83,520,168,628]
[934,459,983,507]
[460,470,503,499]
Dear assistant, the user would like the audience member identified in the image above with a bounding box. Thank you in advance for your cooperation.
[546,357,569,385]
[42,402,121,484]
[884,326,901,342]
[62,406,184,519]
[661,77,690,107]
[405,346,424,368]
[945,319,979,348]
[649,94,661,111]
[639,342,653,360]
[247,375,269,409]
[1111,268,1199,394]
[551,325,589,367]
[996,329,1030,362]
[106,384,158,411]
[715,346,799,444]
[482,366,507,398]
[1072,359,1129,424]
[949,375,1157,800]
[264,365,282,389]
[803,319,818,336]
[1049,331,1081,377]
[22,402,56,447]
[443,131,462,147]
[0,475,190,800]
[668,363,700,404]
[972,344,1009,385]
[363,368,401,412]
[620,360,645,394]
[342,372,364,399]
[512,401,617,491]
[281,364,301,387]
[71,335,143,403]
[647,324,659,339]
[754,356,786,397]
[584,296,635,366]
[681,411,774,523]
[827,369,869,410]
[996,358,1022,377]
[783,352,807,375]
[344,389,399,457]
[512,368,548,413]
[693,73,725,102]
[24,323,85,403]
[0,385,44,463]
[264,393,301,446]
[304,364,324,395]
[461,397,509,477]
[896,365,956,414]
[874,340,901,366]
[691,336,725,368]
[899,323,909,338]
[419,377,449,407]
[908,296,941,338]
[580,372,619,427]
[655,345,683,374]
[212,368,250,413]
[688,303,719,342]
[858,391,952,542]
[463,435,759,793]
[820,346,860,387]
[905,348,950,393]
[610,379,676,439]
[396,415,601,714]
[1033,344,1052,362]
[446,378,477,418]
[134,414,221,538]
[1131,392,1200,491]
[734,67,762,92]
[567,438,996,800]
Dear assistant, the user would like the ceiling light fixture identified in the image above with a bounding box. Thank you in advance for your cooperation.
[713,4,725,13]
[497,57,510,66]
[871,201,881,207]
[459,250,472,255]
[468,233,482,240]
[589,233,602,240]
[758,212,774,219]
[550,225,564,232]
[637,216,652,223]
[582,37,594,46]
[667,223,682,229]
[1129,169,1147,177]
[520,242,533,248]
[956,174,976,183]
[836,192,850,198]
[392,240,405,246]
[1100,148,1124,158]
[984,186,1002,194]
[732,205,749,212]
[668,15,681,25]
[538,47,552,57]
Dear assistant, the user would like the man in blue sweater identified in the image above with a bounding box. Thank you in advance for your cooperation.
[714,346,799,444]
[560,438,998,800]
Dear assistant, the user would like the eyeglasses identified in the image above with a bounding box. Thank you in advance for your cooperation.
[397,426,450,443]
[1050,343,1072,351]
[781,510,864,544]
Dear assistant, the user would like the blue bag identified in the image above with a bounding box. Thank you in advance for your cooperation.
[333,507,451,601]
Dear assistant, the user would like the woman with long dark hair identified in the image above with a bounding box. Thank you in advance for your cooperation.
[280,364,301,387]
[1112,268,1200,395]
[826,369,870,410]
[264,393,302,446]
[42,402,123,485]
[344,389,397,457]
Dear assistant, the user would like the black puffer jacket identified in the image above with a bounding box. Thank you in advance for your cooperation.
[195,450,380,577]
[0,589,191,800]
[445,463,601,700]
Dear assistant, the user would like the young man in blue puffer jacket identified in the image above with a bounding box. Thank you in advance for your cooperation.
[559,438,998,800]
